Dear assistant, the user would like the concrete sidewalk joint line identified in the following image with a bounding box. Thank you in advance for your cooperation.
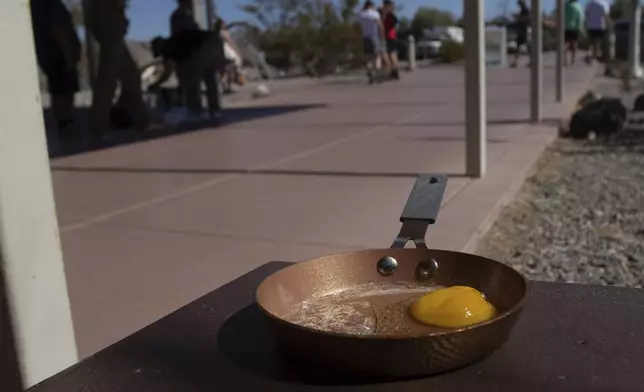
[60,110,428,233]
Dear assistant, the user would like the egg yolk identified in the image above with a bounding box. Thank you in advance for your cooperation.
[410,286,498,328]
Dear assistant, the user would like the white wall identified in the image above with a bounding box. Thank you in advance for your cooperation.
[0,0,78,387]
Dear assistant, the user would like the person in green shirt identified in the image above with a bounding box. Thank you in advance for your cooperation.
[565,0,584,65]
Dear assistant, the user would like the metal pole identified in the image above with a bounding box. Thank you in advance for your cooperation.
[530,0,543,123]
[464,0,487,178]
[0,0,77,387]
[555,0,564,102]
[629,0,642,78]
[408,35,416,71]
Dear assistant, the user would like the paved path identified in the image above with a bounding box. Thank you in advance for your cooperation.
[51,60,598,358]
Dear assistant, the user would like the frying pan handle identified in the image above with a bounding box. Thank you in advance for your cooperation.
[391,174,448,249]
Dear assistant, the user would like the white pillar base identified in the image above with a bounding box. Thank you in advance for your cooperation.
[464,0,487,178]
[0,0,77,387]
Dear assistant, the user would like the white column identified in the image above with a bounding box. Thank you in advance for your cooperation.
[531,0,543,122]
[464,0,487,178]
[0,0,77,387]
[629,0,642,78]
[555,0,564,102]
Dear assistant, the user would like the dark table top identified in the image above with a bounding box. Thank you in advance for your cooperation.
[29,262,644,392]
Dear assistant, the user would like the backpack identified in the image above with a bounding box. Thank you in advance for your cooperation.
[568,98,627,139]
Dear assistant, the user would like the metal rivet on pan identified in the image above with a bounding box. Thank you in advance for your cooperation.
[416,258,438,282]
[377,256,398,277]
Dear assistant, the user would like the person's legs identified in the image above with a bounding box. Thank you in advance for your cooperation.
[89,35,124,142]
[51,94,75,128]
[176,55,205,117]
[377,41,388,73]
[115,45,150,129]
[202,66,221,118]
[588,30,604,60]
[570,34,578,65]
[200,38,222,117]
[386,40,399,79]
[512,35,527,67]
[565,30,578,65]
[46,63,78,131]
[363,37,376,83]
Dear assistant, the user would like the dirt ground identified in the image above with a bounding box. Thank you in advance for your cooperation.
[477,77,644,288]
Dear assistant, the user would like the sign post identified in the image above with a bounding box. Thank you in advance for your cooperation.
[485,26,507,67]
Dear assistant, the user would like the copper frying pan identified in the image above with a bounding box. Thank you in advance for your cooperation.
[256,174,527,378]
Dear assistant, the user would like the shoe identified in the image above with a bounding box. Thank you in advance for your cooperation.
[367,70,375,84]
[57,120,77,142]
[210,110,223,124]
[86,132,106,150]
[391,69,400,80]
[183,111,210,124]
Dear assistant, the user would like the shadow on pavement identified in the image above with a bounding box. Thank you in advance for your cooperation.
[251,117,562,129]
[46,103,326,159]
[50,166,470,178]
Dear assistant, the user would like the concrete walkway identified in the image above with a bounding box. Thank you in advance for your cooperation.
[51,60,597,358]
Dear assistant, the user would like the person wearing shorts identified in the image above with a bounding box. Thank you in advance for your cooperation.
[585,0,610,62]
[382,0,400,80]
[357,1,384,83]
[565,0,584,65]
[30,0,81,140]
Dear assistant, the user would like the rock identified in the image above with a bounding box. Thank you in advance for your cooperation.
[477,124,644,289]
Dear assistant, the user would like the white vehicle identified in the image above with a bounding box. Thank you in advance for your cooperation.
[416,26,464,59]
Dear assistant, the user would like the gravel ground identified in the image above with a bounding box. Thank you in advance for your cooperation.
[477,79,644,288]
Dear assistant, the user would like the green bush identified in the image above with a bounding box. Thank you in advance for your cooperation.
[438,40,465,63]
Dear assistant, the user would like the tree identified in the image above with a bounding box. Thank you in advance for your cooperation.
[241,0,362,75]
[398,16,411,31]
[411,7,456,31]
[488,15,511,26]
[609,0,631,21]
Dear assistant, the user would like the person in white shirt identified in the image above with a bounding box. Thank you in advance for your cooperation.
[585,0,611,61]
[357,0,385,83]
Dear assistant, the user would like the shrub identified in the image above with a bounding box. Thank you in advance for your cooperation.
[438,40,465,63]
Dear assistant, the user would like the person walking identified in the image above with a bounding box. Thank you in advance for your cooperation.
[170,0,223,122]
[585,0,610,63]
[29,0,81,143]
[357,0,385,84]
[564,0,584,66]
[510,0,531,68]
[381,0,400,80]
[86,0,150,147]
